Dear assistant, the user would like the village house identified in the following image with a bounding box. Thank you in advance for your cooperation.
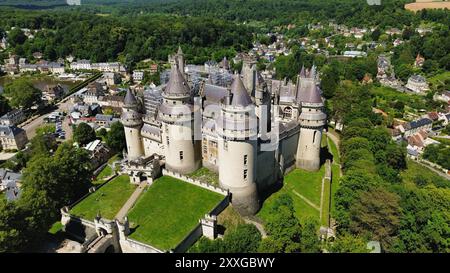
[84,139,113,170]
[0,168,22,202]
[94,114,114,127]
[397,118,433,138]
[149,64,158,74]
[0,125,28,151]
[414,54,425,68]
[48,62,65,74]
[405,75,430,93]
[43,84,65,102]
[91,62,124,73]
[102,72,121,86]
[83,82,106,104]
[0,109,26,126]
[133,71,144,82]
[433,91,450,103]
[70,59,92,70]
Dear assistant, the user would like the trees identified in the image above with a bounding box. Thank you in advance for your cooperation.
[21,143,92,210]
[348,187,401,251]
[73,122,96,146]
[0,142,93,252]
[0,95,11,116]
[192,224,262,253]
[8,28,27,47]
[105,121,126,153]
[3,79,42,109]
[260,204,302,253]
[329,233,369,253]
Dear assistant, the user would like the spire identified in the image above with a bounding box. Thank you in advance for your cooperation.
[124,88,138,107]
[230,74,253,107]
[177,46,183,55]
[165,65,190,96]
[309,64,317,79]
[300,65,306,78]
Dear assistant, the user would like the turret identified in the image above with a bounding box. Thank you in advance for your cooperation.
[176,46,185,74]
[241,55,257,94]
[217,74,260,216]
[295,66,327,171]
[121,89,144,160]
[158,64,201,174]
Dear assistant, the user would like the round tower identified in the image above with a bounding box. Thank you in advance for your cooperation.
[217,74,260,216]
[295,67,327,171]
[159,65,201,174]
[121,89,144,160]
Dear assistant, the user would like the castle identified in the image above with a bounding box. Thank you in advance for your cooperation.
[121,48,326,216]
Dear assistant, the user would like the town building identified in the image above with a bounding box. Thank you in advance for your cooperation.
[405,75,430,93]
[0,125,28,150]
[0,109,26,126]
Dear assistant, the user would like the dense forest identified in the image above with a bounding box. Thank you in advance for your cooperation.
[0,9,252,67]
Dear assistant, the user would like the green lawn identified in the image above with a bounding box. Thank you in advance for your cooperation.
[108,154,121,164]
[48,221,63,235]
[429,71,450,89]
[96,165,113,181]
[70,175,136,220]
[401,159,449,189]
[370,85,429,113]
[321,178,331,227]
[127,176,224,250]
[258,166,325,223]
[327,137,340,164]
[187,167,219,186]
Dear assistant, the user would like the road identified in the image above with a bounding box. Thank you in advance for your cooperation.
[21,99,74,139]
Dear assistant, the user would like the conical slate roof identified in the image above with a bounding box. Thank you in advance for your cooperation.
[230,74,253,107]
[124,88,138,106]
[297,80,322,104]
[165,65,190,96]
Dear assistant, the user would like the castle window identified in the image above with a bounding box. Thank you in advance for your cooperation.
[243,169,248,180]
[313,131,317,144]
[244,154,248,165]
[179,151,184,160]
[283,107,292,119]
[223,139,228,151]
[166,136,170,146]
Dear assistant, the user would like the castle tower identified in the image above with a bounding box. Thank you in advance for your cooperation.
[176,46,185,74]
[241,55,258,94]
[121,89,144,160]
[158,64,201,174]
[295,66,327,171]
[217,74,260,216]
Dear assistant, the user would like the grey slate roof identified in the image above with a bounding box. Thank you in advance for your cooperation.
[164,66,190,96]
[296,79,322,104]
[230,75,253,107]
[408,118,432,130]
[0,125,25,138]
[124,89,138,107]
[204,84,228,103]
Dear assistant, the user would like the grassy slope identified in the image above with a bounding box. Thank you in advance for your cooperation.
[70,175,135,220]
[127,176,223,250]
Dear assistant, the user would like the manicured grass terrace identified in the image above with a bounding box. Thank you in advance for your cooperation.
[70,175,136,220]
[127,176,224,250]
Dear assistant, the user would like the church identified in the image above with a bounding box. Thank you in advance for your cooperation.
[121,48,326,216]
